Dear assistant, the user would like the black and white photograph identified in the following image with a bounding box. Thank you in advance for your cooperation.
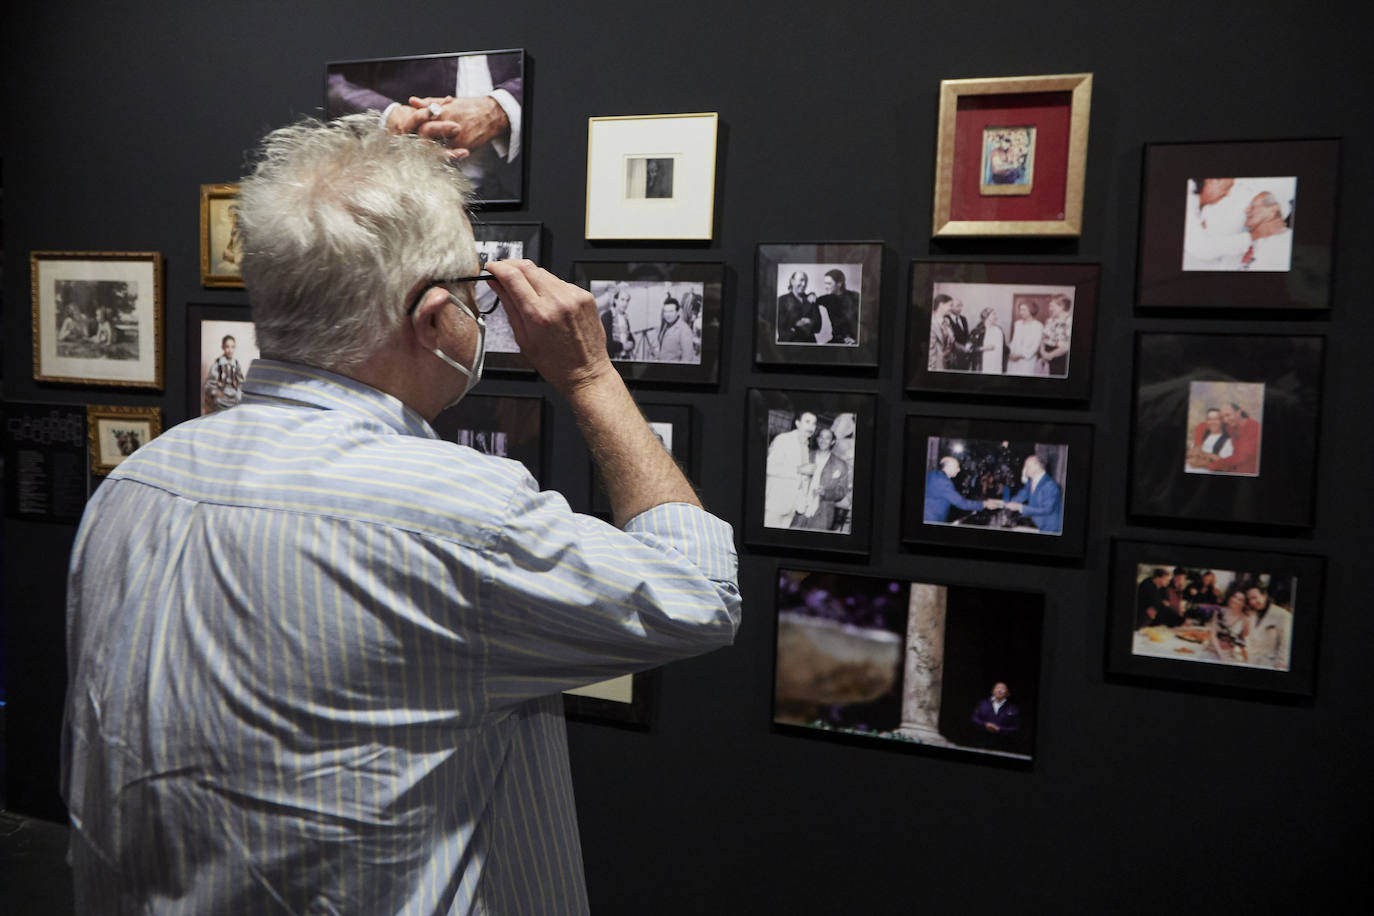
[1182,176,1297,271]
[902,416,1092,558]
[432,393,545,483]
[32,251,164,389]
[469,222,542,371]
[1136,139,1339,309]
[906,261,1098,401]
[746,389,875,555]
[755,243,882,368]
[1184,381,1264,477]
[772,566,1044,764]
[325,49,526,205]
[573,261,724,384]
[626,156,674,199]
[1108,539,1324,697]
[1129,333,1323,528]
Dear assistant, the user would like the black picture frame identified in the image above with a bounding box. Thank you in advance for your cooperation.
[325,48,528,207]
[900,414,1093,560]
[744,388,876,555]
[471,221,543,374]
[1135,138,1339,311]
[771,564,1044,766]
[1107,538,1323,698]
[431,393,545,484]
[572,261,724,386]
[589,402,692,517]
[905,260,1099,402]
[1128,333,1324,528]
[563,670,656,729]
[755,242,883,368]
[186,304,258,422]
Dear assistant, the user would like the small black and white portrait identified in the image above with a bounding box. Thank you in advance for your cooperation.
[626,157,675,199]
[763,407,857,535]
[775,263,862,346]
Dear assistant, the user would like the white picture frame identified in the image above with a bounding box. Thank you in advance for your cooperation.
[585,113,719,241]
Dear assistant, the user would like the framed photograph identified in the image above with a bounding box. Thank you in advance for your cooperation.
[585,113,718,240]
[1135,139,1339,310]
[744,389,877,555]
[901,415,1093,559]
[32,251,164,389]
[3,401,89,523]
[432,393,545,484]
[87,405,162,476]
[200,183,244,288]
[772,565,1044,765]
[572,261,724,385]
[932,73,1092,237]
[326,48,527,206]
[905,261,1099,401]
[1129,333,1324,528]
[186,304,259,419]
[1107,539,1324,697]
[590,403,692,517]
[563,671,655,729]
[471,221,543,373]
[754,243,883,368]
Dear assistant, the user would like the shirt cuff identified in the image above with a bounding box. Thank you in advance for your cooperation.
[488,88,520,162]
[623,502,737,587]
[379,102,400,130]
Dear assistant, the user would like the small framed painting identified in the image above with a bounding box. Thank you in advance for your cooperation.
[200,183,244,288]
[87,404,162,476]
[573,261,724,385]
[905,260,1098,401]
[1135,139,1339,310]
[32,251,164,389]
[1128,333,1323,528]
[585,113,719,240]
[755,242,883,368]
[745,388,877,555]
[1107,538,1323,697]
[932,73,1092,237]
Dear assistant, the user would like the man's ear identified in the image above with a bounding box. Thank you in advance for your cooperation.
[410,287,451,349]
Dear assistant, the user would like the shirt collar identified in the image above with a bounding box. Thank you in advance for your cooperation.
[241,359,437,439]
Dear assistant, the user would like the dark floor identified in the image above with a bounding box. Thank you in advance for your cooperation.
[1,704,77,914]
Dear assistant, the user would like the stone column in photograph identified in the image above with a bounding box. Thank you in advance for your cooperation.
[899,583,953,746]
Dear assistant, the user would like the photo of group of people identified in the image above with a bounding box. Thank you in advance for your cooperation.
[774,263,862,346]
[54,280,141,362]
[772,568,1042,760]
[1132,563,1295,672]
[980,126,1035,195]
[922,436,1068,536]
[926,281,1074,378]
[1182,176,1295,272]
[1184,381,1264,477]
[593,279,704,364]
[197,319,259,416]
[764,408,856,535]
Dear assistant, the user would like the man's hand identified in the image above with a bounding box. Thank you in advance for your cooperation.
[408,95,508,157]
[484,260,614,395]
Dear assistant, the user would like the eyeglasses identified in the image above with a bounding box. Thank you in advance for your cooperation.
[406,272,500,317]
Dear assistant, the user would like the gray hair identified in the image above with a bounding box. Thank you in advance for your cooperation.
[237,115,477,370]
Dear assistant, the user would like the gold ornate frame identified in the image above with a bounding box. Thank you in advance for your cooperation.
[32,250,164,388]
[200,182,244,288]
[932,73,1092,237]
[86,404,162,475]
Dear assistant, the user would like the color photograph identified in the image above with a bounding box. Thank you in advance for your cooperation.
[1181,176,1296,272]
[1183,381,1264,477]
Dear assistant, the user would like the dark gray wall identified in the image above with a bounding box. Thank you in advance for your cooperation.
[4,1,1369,911]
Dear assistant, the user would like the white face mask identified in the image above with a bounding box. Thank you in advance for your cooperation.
[432,293,486,410]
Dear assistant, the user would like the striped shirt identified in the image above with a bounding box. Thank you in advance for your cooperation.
[62,360,741,914]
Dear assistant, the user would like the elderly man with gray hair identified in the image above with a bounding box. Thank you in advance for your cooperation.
[61,115,741,914]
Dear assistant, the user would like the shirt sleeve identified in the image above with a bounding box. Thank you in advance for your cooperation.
[474,482,741,702]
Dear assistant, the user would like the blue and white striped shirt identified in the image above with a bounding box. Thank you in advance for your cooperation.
[62,360,741,914]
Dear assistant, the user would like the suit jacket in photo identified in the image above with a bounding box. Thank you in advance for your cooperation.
[945,313,972,369]
[777,293,821,343]
[817,289,859,343]
[972,697,1020,734]
[924,469,985,523]
[1006,472,1063,534]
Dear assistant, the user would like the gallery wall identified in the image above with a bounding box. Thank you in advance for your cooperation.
[3,0,1370,911]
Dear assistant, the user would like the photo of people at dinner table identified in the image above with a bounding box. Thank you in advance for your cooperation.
[1133,563,1294,671]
